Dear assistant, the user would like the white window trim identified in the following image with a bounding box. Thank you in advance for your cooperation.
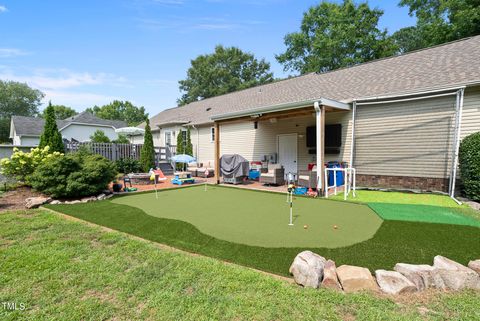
[164,131,172,146]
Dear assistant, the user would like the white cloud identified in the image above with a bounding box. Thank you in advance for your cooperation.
[42,90,121,109]
[0,5,7,13]
[0,48,29,58]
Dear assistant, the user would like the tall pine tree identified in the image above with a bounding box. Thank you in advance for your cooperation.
[39,102,64,153]
[140,118,155,172]
[185,128,193,156]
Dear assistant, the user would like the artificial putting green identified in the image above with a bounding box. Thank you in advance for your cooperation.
[111,185,383,248]
[368,203,480,227]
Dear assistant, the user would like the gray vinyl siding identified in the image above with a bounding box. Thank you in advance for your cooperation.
[461,86,480,139]
[354,95,457,179]
[219,112,352,171]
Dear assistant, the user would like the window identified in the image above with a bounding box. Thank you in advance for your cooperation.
[165,131,172,146]
[181,130,187,141]
[210,127,215,142]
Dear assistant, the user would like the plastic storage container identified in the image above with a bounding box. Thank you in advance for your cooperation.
[327,161,344,186]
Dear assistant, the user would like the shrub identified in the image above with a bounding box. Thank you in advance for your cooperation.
[140,118,155,172]
[113,134,129,144]
[459,132,480,201]
[30,153,117,198]
[90,130,111,143]
[0,146,63,184]
[115,158,141,174]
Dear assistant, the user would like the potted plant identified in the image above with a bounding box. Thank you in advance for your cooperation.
[112,174,124,192]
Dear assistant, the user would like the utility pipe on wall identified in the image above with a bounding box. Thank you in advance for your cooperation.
[349,101,357,169]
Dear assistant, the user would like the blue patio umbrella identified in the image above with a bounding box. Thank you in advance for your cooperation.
[171,154,196,163]
[171,154,196,171]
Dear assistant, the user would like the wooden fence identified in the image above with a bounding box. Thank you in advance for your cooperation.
[65,142,176,164]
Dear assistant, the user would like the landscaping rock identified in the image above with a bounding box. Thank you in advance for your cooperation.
[25,197,51,209]
[468,260,480,275]
[105,194,114,199]
[102,189,112,195]
[336,265,379,293]
[289,251,326,288]
[394,263,445,291]
[433,256,480,290]
[81,196,97,203]
[321,260,342,291]
[375,270,417,295]
[50,200,62,205]
[65,200,81,205]
[96,194,107,200]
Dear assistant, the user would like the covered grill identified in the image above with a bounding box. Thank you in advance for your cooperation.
[220,154,249,185]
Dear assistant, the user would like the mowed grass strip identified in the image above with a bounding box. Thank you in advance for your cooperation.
[1,210,480,321]
[46,199,480,276]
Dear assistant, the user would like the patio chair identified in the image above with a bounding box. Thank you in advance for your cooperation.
[259,164,285,186]
[186,162,200,177]
[298,166,318,189]
[197,161,215,178]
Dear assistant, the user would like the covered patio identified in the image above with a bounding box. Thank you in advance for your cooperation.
[211,98,353,194]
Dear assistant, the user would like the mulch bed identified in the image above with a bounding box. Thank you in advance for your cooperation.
[0,186,44,212]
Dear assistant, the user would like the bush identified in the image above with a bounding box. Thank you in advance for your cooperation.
[0,146,63,184]
[115,158,141,174]
[90,130,111,143]
[459,132,480,201]
[30,153,117,198]
[140,118,155,172]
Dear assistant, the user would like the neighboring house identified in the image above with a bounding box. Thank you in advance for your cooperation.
[135,36,480,193]
[10,111,127,146]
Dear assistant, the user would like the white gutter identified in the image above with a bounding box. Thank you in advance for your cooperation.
[449,88,465,204]
[191,124,200,160]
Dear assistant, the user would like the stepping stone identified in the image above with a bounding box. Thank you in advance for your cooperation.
[468,260,480,275]
[336,265,379,293]
[433,256,480,290]
[375,270,417,295]
[289,251,326,288]
[321,260,342,291]
[394,263,445,291]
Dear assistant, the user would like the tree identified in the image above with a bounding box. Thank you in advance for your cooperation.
[391,26,426,53]
[276,0,398,74]
[90,130,111,143]
[0,80,44,143]
[113,135,130,144]
[42,104,77,120]
[87,100,148,126]
[185,128,193,156]
[178,45,274,105]
[39,102,64,153]
[396,0,480,52]
[140,118,155,172]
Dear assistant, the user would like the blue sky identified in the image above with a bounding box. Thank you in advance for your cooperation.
[0,0,415,116]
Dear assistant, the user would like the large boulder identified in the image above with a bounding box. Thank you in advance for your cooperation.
[375,270,417,295]
[433,256,480,290]
[50,200,62,205]
[25,197,51,209]
[321,260,342,291]
[289,251,326,288]
[394,263,445,291]
[468,260,480,275]
[96,194,107,200]
[336,265,379,293]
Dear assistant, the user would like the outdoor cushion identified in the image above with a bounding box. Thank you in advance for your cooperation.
[261,173,274,178]
[299,175,310,180]
[268,164,282,170]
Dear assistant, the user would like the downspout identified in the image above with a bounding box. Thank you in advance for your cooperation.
[314,102,322,192]
[449,88,465,204]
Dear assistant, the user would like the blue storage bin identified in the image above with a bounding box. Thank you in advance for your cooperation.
[327,161,344,186]
[294,187,308,195]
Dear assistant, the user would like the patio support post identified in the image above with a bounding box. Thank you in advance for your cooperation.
[214,122,220,184]
[314,102,325,194]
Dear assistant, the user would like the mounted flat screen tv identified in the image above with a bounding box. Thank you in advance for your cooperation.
[306,124,342,154]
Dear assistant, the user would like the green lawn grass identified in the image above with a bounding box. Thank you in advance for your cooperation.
[111,186,383,248]
[46,196,480,276]
[1,210,479,321]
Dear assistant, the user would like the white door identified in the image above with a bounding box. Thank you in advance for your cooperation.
[278,134,298,176]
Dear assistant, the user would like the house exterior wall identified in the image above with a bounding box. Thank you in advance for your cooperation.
[461,86,480,139]
[20,136,40,146]
[60,124,118,142]
[191,125,215,165]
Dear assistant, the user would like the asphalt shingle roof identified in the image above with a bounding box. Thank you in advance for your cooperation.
[143,35,480,128]
[12,111,127,137]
